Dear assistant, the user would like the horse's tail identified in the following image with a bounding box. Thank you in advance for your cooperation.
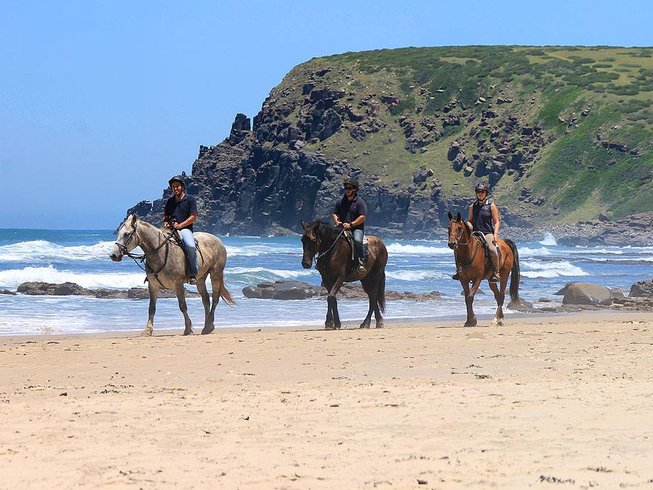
[377,270,386,313]
[505,239,520,302]
[219,283,236,306]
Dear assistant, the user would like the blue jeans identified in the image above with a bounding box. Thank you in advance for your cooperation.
[353,229,366,263]
[178,228,198,276]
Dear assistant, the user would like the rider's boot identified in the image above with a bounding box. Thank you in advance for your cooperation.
[489,250,500,283]
[356,243,366,274]
[184,246,198,285]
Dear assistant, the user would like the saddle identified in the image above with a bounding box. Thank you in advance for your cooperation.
[343,230,368,269]
[473,232,501,267]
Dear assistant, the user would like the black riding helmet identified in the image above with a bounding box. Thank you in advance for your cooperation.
[475,182,489,193]
[343,177,359,190]
[168,175,185,188]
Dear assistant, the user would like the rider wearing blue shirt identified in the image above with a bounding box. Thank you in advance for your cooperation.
[164,175,198,284]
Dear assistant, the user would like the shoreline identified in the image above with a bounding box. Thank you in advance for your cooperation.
[2,310,652,488]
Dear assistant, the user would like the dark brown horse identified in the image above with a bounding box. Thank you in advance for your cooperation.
[301,220,388,329]
[447,211,520,327]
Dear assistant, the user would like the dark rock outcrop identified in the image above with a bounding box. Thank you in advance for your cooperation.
[241,280,442,301]
[629,280,653,297]
[17,282,94,296]
[554,282,613,306]
[16,282,197,299]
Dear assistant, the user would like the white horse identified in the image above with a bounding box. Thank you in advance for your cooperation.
[110,214,234,336]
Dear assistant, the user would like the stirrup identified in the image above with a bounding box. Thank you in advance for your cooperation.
[489,273,500,283]
[187,276,197,285]
[357,262,366,273]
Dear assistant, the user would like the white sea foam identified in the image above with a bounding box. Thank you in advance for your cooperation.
[0,240,116,262]
[226,266,316,281]
[0,265,145,289]
[539,232,557,246]
[385,243,449,255]
[518,246,553,257]
[226,244,298,257]
[520,260,588,279]
[387,270,439,281]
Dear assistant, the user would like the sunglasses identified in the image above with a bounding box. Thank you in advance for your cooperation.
[344,186,356,191]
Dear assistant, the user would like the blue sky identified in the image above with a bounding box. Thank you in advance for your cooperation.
[2,0,652,229]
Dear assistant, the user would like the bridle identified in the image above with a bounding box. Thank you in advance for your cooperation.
[115,224,138,257]
[449,220,475,249]
[115,220,177,284]
[449,220,483,268]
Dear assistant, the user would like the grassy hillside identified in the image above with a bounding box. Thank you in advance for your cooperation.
[262,46,653,223]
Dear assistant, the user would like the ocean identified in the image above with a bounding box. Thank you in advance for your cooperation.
[0,229,652,336]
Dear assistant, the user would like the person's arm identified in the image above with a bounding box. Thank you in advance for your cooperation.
[173,213,197,230]
[491,203,501,243]
[466,203,474,229]
[332,213,342,227]
[348,214,365,228]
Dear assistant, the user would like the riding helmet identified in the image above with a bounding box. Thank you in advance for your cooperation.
[343,177,359,190]
[475,182,489,193]
[168,175,185,188]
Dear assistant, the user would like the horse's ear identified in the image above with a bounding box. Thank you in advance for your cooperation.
[447,211,453,221]
[456,212,462,222]
[300,220,307,230]
[130,214,138,225]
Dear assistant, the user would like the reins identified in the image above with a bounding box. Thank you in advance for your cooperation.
[315,227,346,263]
[116,222,178,286]
[451,223,484,269]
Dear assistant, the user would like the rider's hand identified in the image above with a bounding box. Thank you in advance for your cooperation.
[343,222,351,230]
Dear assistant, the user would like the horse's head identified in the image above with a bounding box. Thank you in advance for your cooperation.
[447,211,468,250]
[110,214,140,262]
[300,220,321,269]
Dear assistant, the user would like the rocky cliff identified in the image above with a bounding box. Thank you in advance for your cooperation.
[128,46,653,241]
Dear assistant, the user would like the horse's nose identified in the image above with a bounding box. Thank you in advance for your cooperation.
[447,242,455,250]
[109,253,122,262]
[301,259,312,269]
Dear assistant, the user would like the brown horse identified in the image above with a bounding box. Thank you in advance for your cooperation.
[447,211,520,327]
[301,220,388,329]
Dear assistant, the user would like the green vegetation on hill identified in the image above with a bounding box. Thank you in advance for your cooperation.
[265,46,653,223]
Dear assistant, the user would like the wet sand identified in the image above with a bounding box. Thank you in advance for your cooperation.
[1,311,652,488]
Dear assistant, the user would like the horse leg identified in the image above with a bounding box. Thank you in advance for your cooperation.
[175,284,193,336]
[322,279,335,329]
[143,281,159,336]
[462,279,482,328]
[197,274,213,334]
[488,280,505,326]
[359,277,374,329]
[327,277,345,330]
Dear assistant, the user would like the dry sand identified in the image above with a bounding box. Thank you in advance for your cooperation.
[1,311,652,489]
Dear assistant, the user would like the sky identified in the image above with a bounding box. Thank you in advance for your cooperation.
[2,0,652,229]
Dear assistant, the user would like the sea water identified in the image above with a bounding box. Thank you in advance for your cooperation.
[0,229,651,336]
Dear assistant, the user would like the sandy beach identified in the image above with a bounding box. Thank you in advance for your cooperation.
[1,311,652,489]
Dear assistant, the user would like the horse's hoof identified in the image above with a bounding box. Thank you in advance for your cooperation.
[375,322,384,329]
[491,319,504,327]
[201,326,215,335]
[359,322,371,329]
[183,328,194,336]
[141,328,153,337]
[325,324,336,330]
[464,321,477,328]
[335,324,342,330]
